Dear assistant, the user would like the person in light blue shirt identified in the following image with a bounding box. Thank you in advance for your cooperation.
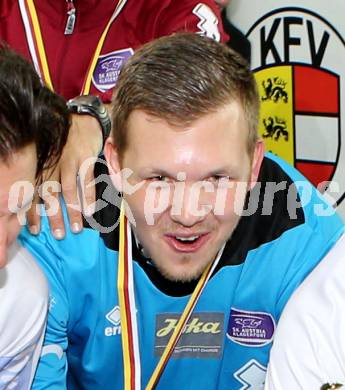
[21,33,344,389]
[0,45,69,389]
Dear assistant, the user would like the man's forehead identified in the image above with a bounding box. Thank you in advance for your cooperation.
[0,187,14,217]
[123,105,248,156]
[0,180,34,217]
[0,146,37,214]
[127,102,244,131]
[127,110,189,130]
[122,103,250,176]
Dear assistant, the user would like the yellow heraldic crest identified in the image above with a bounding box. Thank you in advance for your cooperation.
[256,66,294,166]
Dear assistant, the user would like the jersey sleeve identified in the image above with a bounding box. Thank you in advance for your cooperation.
[146,1,228,43]
[0,243,48,390]
[265,233,345,389]
[19,228,70,390]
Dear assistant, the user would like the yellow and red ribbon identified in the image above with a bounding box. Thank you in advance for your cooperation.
[118,205,224,389]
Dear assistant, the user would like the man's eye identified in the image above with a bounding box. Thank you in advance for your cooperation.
[208,175,231,183]
[148,176,168,182]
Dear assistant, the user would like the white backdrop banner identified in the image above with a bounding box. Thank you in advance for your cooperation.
[229,1,345,219]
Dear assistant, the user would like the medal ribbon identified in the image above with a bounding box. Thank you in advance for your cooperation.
[18,0,128,93]
[118,205,141,390]
[118,205,224,389]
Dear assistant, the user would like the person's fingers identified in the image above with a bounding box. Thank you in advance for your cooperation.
[39,170,66,240]
[60,160,83,233]
[26,191,41,235]
[79,156,97,217]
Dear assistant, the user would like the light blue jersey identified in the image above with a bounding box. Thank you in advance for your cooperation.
[21,154,344,389]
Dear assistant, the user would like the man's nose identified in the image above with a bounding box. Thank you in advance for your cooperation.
[170,183,212,227]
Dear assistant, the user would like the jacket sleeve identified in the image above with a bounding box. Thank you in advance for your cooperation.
[19,228,70,390]
[265,233,345,390]
[138,0,228,43]
[158,0,227,42]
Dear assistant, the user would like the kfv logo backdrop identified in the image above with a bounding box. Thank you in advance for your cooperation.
[246,7,345,213]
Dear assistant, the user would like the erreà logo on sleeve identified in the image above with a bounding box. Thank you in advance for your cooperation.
[247,7,345,209]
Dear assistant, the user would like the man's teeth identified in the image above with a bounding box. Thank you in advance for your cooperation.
[175,236,199,242]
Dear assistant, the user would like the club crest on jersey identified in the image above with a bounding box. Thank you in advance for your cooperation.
[247,7,345,207]
[92,48,134,92]
[227,308,275,347]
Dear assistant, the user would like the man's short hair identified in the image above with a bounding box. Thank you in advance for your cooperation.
[112,32,259,159]
[0,45,69,180]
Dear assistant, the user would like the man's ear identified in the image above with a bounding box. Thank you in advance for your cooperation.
[104,137,123,191]
[249,140,264,190]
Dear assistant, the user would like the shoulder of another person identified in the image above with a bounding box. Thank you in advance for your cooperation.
[293,233,345,308]
[5,241,48,297]
[0,242,48,352]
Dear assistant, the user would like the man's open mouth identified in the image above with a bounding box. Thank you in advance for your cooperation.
[164,233,209,253]
[174,235,200,243]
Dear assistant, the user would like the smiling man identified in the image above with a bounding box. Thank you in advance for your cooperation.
[21,33,344,389]
[0,46,69,388]
[107,102,261,283]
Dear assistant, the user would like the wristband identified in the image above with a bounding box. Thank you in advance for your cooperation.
[66,95,111,151]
